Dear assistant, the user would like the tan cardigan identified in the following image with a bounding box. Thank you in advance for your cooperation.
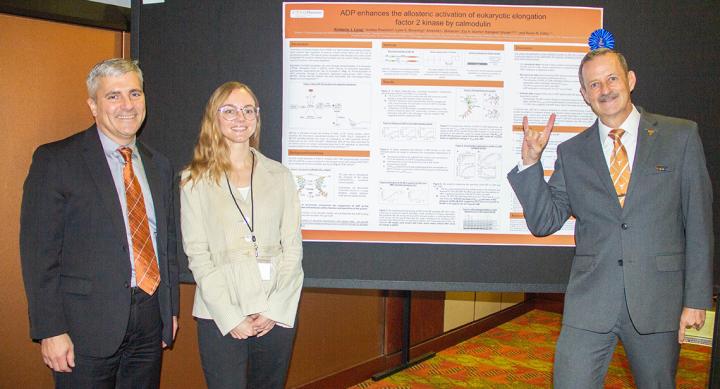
[180,149,303,335]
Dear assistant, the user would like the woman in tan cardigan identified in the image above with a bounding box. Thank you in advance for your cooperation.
[180,82,303,389]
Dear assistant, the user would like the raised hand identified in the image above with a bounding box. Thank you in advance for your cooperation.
[521,113,556,166]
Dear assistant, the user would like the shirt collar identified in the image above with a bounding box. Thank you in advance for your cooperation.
[97,127,138,162]
[598,105,641,142]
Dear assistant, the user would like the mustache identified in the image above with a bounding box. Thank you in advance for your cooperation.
[598,92,619,102]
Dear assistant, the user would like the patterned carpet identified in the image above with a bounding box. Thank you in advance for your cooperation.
[351,310,711,388]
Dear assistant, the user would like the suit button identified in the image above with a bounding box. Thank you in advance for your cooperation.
[124,282,130,288]
[618,260,623,266]
[621,223,628,230]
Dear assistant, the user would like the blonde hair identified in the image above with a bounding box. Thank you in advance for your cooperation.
[183,82,261,185]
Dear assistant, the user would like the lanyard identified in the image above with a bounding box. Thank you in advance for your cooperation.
[224,152,258,257]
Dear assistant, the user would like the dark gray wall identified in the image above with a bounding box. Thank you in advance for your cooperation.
[134,0,720,291]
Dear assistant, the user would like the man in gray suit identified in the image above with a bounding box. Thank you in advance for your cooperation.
[508,48,712,388]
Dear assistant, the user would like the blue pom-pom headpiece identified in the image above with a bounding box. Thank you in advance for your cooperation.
[588,29,615,50]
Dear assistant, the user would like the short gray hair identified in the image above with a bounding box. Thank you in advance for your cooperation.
[86,58,144,98]
[578,48,629,88]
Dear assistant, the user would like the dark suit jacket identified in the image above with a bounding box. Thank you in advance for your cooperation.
[20,126,179,357]
[508,109,713,334]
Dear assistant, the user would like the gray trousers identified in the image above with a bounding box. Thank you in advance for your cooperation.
[553,290,679,389]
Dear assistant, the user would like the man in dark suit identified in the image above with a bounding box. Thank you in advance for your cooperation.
[508,48,712,388]
[20,58,179,388]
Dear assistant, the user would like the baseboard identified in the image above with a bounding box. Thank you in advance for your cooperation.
[532,293,565,314]
[293,300,534,389]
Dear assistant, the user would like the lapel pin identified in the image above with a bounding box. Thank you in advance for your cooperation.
[647,128,655,136]
[656,165,667,172]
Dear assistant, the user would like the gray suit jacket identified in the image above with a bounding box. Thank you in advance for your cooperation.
[508,109,713,334]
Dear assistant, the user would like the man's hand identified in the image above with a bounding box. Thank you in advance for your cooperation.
[678,307,706,344]
[521,113,556,166]
[162,316,178,348]
[41,333,75,372]
[252,314,276,338]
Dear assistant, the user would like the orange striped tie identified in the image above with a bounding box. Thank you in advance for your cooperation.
[119,147,160,294]
[608,129,631,207]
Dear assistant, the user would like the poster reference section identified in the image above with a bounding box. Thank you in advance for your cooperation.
[282,2,602,246]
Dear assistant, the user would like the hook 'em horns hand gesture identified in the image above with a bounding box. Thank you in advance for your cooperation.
[521,113,556,166]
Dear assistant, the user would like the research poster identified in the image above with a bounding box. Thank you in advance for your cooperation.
[282,2,602,246]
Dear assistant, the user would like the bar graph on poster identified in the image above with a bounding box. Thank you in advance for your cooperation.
[282,2,602,246]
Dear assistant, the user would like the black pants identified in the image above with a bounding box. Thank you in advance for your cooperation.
[196,318,296,389]
[54,288,163,389]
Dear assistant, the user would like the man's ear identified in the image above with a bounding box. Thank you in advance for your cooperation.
[627,70,637,92]
[87,97,98,117]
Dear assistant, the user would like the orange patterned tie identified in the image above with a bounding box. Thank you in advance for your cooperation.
[608,129,631,207]
[119,147,160,294]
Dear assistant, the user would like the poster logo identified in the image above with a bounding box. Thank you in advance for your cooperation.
[290,9,324,18]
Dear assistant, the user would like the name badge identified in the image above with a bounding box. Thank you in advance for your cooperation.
[258,261,272,281]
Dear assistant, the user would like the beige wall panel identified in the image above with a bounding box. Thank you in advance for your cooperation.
[474,292,503,320]
[443,291,476,332]
[0,13,123,388]
[501,292,526,309]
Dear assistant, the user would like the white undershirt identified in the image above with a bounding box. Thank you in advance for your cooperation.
[598,105,640,170]
[236,186,250,200]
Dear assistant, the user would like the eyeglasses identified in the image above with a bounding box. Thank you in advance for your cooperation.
[218,104,260,121]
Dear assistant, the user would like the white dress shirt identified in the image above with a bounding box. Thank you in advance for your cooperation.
[598,105,641,170]
[97,128,159,287]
